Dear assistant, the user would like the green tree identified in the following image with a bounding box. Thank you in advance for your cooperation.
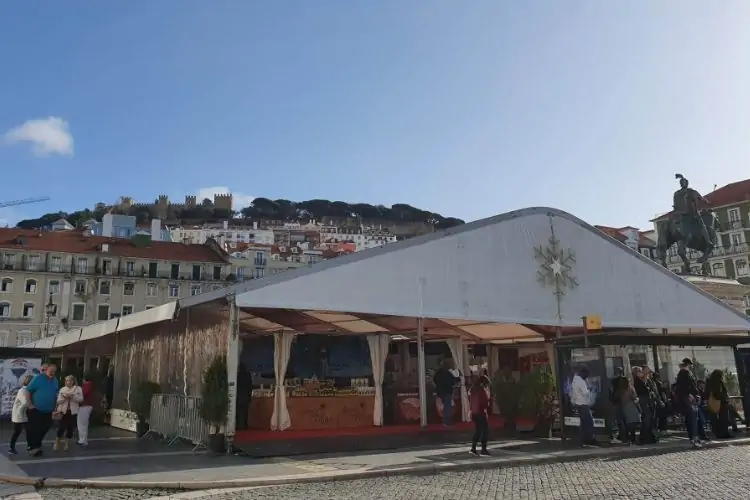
[724,369,740,396]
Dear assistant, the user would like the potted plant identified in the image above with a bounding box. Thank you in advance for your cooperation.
[132,381,161,437]
[491,369,519,431]
[200,355,229,454]
[517,367,557,437]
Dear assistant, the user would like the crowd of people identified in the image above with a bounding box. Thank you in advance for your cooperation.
[573,357,743,448]
[9,363,95,456]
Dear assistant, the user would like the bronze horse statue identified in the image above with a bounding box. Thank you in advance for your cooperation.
[655,209,719,274]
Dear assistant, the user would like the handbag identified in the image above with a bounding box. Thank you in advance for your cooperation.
[707,394,721,414]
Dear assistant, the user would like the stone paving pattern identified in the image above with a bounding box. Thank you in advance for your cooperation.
[31,445,750,500]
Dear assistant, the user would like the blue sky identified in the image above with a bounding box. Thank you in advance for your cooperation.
[2,2,750,229]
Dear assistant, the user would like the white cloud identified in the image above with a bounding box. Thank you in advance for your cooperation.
[3,117,74,157]
[196,187,255,210]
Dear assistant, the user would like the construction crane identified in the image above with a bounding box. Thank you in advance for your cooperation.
[0,197,50,209]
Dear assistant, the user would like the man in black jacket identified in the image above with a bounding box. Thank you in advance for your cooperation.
[675,358,707,447]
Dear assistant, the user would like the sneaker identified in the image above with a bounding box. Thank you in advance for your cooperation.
[8,448,17,455]
[480,450,491,457]
[692,440,703,448]
[469,449,479,457]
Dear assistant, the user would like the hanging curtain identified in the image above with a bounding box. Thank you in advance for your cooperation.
[367,334,390,426]
[447,337,471,422]
[271,332,295,431]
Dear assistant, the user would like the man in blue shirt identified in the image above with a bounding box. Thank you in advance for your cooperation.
[27,364,59,456]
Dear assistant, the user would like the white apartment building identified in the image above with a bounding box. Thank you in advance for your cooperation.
[0,228,231,346]
[319,225,397,252]
[171,221,275,246]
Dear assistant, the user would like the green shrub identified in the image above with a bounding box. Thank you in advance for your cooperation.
[200,355,229,434]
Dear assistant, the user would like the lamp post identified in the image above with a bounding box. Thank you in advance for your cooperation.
[44,293,56,337]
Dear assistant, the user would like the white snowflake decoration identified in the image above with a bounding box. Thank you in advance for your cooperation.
[534,236,578,295]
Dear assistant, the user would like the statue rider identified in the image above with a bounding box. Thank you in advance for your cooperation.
[672,174,712,247]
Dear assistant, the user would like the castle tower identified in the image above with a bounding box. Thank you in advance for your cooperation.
[214,193,233,211]
[185,195,197,208]
[155,194,169,219]
[119,196,134,211]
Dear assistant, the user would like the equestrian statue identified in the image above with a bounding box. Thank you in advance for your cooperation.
[655,174,719,275]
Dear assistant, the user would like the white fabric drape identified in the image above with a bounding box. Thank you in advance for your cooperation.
[367,334,390,426]
[447,338,471,422]
[271,332,295,431]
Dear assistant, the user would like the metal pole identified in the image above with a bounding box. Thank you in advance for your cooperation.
[554,326,566,441]
[417,317,427,428]
[581,316,589,348]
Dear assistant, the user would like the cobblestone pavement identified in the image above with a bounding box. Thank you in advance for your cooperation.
[29,444,750,500]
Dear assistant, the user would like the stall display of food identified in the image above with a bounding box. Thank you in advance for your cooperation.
[249,377,376,430]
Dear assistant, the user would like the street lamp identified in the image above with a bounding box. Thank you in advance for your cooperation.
[44,293,56,337]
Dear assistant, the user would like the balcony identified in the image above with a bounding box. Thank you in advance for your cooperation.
[254,257,267,266]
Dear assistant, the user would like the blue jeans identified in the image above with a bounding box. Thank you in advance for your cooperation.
[576,405,594,444]
[683,404,706,441]
[441,393,453,425]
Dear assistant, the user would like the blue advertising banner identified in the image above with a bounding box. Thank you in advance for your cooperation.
[0,357,43,418]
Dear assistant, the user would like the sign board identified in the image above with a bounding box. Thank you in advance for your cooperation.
[585,315,602,331]
[0,357,43,419]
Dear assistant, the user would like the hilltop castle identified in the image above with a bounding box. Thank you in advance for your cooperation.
[102,193,234,219]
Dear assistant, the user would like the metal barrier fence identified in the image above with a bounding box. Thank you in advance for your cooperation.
[147,393,210,451]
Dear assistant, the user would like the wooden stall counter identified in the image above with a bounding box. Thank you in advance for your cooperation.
[249,395,375,431]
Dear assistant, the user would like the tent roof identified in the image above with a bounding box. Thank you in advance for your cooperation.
[22,207,750,349]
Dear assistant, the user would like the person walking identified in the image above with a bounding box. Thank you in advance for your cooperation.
[469,375,491,457]
[26,364,59,457]
[433,358,460,427]
[705,369,732,439]
[9,375,34,454]
[675,358,706,448]
[609,367,629,442]
[54,375,83,451]
[571,366,597,446]
[77,374,95,446]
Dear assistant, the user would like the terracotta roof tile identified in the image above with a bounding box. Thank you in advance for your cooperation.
[0,229,227,263]
[594,225,628,243]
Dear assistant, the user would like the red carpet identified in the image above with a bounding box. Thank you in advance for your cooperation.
[235,416,533,443]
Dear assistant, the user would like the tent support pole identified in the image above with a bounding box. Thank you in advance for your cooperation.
[417,317,427,428]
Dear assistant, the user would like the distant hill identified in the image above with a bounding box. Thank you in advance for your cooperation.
[15,197,465,232]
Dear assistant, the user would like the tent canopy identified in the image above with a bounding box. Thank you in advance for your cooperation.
[22,207,750,349]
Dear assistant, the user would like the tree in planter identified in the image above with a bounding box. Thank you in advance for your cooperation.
[200,355,229,453]
[491,369,519,430]
[517,367,557,437]
[132,381,161,437]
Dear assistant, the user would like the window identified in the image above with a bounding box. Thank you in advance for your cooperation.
[125,261,135,276]
[24,279,36,294]
[50,256,62,272]
[22,303,34,318]
[0,302,9,317]
[148,262,158,278]
[123,282,135,296]
[170,264,179,279]
[728,208,741,223]
[255,268,264,279]
[745,296,750,308]
[76,257,88,274]
[0,331,8,348]
[122,305,133,316]
[16,331,32,347]
[26,255,41,271]
[48,280,60,295]
[101,260,112,275]
[712,263,726,277]
[147,282,157,297]
[97,305,110,321]
[169,283,179,298]
[213,266,222,280]
[1,278,13,293]
[74,279,87,295]
[99,280,111,295]
[192,265,201,281]
[191,284,202,296]
[72,304,86,321]
[736,260,748,277]
[730,233,743,247]
[3,253,15,269]
[236,267,245,281]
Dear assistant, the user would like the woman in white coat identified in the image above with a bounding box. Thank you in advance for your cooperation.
[53,375,83,451]
[9,374,34,454]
